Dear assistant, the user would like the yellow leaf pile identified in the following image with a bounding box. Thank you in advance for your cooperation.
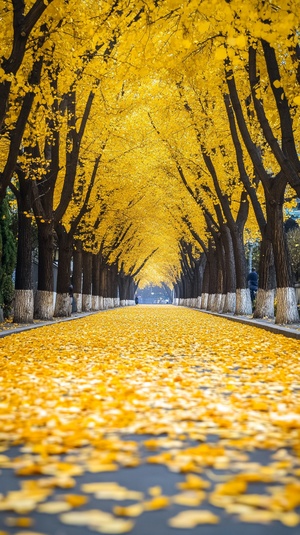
[0,306,300,532]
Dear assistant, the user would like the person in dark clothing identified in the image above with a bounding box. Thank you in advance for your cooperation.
[247,268,258,304]
[135,295,139,305]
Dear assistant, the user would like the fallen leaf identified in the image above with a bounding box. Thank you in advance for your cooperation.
[65,494,89,507]
[113,504,144,517]
[60,509,113,525]
[37,501,71,513]
[172,490,206,506]
[92,519,134,533]
[144,496,170,510]
[168,510,219,528]
[5,517,33,527]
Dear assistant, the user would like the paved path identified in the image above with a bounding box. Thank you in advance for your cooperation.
[1,306,300,340]
[0,306,299,534]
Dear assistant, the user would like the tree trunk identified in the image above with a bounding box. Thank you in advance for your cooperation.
[14,290,34,324]
[54,225,73,317]
[230,228,252,315]
[100,260,108,307]
[268,198,299,323]
[92,252,100,311]
[34,220,54,320]
[207,245,217,311]
[221,226,236,313]
[14,181,34,323]
[119,274,129,305]
[173,282,180,305]
[253,231,276,319]
[104,264,114,308]
[73,241,82,313]
[82,250,92,311]
[201,259,210,310]
[109,262,119,307]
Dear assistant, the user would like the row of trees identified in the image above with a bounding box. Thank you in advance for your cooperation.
[0,1,299,324]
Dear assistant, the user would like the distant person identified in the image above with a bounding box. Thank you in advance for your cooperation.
[135,295,139,305]
[247,268,258,304]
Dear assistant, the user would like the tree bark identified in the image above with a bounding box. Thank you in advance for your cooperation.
[34,220,54,320]
[92,252,100,310]
[82,250,92,311]
[54,224,73,317]
[73,241,83,312]
[12,174,34,323]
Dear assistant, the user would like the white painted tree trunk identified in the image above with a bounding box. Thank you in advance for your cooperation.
[173,298,179,306]
[74,293,82,313]
[275,287,299,324]
[103,297,113,309]
[253,289,274,319]
[224,292,236,314]
[34,290,54,320]
[196,296,201,308]
[201,293,209,310]
[82,294,91,312]
[235,288,252,315]
[212,293,223,313]
[91,295,99,311]
[99,297,104,309]
[207,293,215,311]
[13,289,34,323]
[120,299,126,307]
[114,298,120,307]
[54,293,71,317]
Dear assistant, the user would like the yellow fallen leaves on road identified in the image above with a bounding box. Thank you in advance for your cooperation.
[177,474,210,490]
[113,503,144,517]
[168,510,219,527]
[172,490,206,506]
[0,305,300,533]
[5,517,33,527]
[64,494,89,507]
[60,509,134,533]
[143,495,171,510]
[81,482,143,501]
[214,477,247,496]
[37,501,72,514]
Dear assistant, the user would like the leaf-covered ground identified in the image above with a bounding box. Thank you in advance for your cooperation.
[0,305,299,535]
